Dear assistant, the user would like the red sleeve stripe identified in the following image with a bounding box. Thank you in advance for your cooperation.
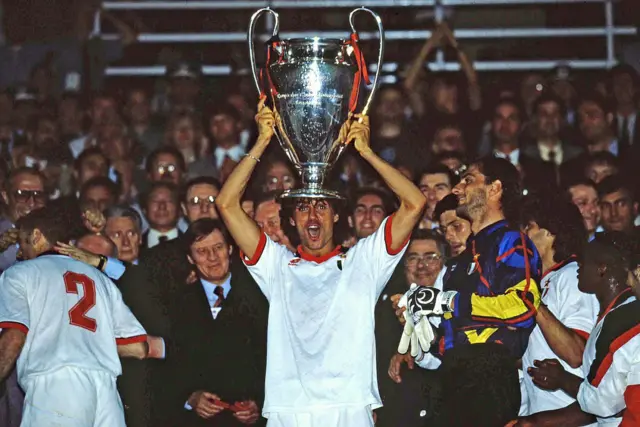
[621,384,640,427]
[384,214,410,256]
[0,321,29,334]
[116,334,148,345]
[241,233,267,266]
[591,324,640,387]
[572,329,590,340]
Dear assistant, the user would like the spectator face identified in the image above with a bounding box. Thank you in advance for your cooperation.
[171,116,196,150]
[492,103,521,144]
[105,217,141,263]
[439,157,464,174]
[82,185,116,213]
[146,187,179,231]
[33,118,59,147]
[523,221,553,260]
[227,93,253,126]
[291,199,339,253]
[126,90,151,125]
[265,161,296,192]
[58,97,82,134]
[2,172,47,222]
[242,200,255,218]
[438,209,471,256]
[149,153,183,185]
[404,238,443,287]
[599,189,637,233]
[209,113,239,145]
[77,234,115,258]
[77,153,108,186]
[551,80,575,105]
[431,80,458,114]
[374,88,404,122]
[612,72,636,106]
[351,193,386,239]
[188,229,231,283]
[183,183,219,222]
[91,97,117,126]
[419,173,452,219]
[536,101,562,139]
[586,161,617,184]
[578,101,611,143]
[255,199,293,250]
[432,127,464,154]
[568,184,600,235]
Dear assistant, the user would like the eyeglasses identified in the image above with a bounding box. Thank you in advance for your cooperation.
[406,253,442,267]
[157,164,178,174]
[13,189,47,204]
[188,195,216,207]
[268,175,295,186]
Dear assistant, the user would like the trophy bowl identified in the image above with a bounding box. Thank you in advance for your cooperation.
[248,8,385,199]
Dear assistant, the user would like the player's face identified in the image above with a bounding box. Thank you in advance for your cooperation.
[291,199,338,254]
[404,238,443,287]
[352,194,386,239]
[439,209,471,256]
[17,229,39,260]
[105,217,141,263]
[569,185,600,234]
[146,187,179,230]
[452,165,488,220]
[3,172,47,222]
[577,249,599,294]
[188,229,231,283]
[419,173,452,219]
[183,183,219,223]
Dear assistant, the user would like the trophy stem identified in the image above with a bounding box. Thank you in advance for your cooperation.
[279,162,344,200]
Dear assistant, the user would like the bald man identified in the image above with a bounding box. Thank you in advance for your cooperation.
[77,233,118,258]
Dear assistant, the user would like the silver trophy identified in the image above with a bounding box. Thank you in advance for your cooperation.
[248,7,384,199]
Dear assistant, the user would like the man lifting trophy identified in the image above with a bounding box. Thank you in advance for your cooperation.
[216,8,427,427]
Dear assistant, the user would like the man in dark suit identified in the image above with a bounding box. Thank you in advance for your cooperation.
[172,219,267,427]
[610,64,639,152]
[140,182,182,250]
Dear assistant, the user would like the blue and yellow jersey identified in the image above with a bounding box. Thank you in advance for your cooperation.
[439,220,542,358]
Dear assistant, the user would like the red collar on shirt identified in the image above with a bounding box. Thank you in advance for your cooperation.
[297,245,342,264]
[541,255,577,280]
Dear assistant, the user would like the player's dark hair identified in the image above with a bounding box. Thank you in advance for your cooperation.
[74,147,110,172]
[350,187,396,216]
[416,163,460,188]
[436,343,520,427]
[145,146,187,175]
[183,176,221,202]
[141,181,180,208]
[183,218,231,254]
[17,199,84,245]
[473,156,522,225]
[588,233,634,286]
[279,197,347,248]
[595,231,640,271]
[521,196,587,262]
[79,176,119,204]
[597,174,634,201]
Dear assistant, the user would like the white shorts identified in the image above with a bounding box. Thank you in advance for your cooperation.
[266,406,375,427]
[20,366,125,427]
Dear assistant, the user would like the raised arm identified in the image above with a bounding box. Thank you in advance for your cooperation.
[215,98,274,259]
[348,115,426,251]
[440,23,482,111]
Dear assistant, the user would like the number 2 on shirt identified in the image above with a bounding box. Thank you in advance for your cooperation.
[64,272,97,332]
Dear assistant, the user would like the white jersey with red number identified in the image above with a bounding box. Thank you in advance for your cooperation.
[578,289,640,426]
[521,260,598,417]
[0,254,146,383]
[243,215,408,417]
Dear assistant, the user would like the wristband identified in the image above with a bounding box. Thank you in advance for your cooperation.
[97,255,107,271]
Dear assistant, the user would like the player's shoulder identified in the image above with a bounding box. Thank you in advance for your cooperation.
[495,227,539,266]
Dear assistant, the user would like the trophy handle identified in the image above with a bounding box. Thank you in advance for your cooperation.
[248,7,280,96]
[348,7,385,116]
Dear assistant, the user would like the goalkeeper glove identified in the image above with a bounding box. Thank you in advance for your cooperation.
[406,285,458,319]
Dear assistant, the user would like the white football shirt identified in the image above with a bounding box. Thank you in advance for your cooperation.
[243,215,408,416]
[520,260,598,417]
[0,254,146,383]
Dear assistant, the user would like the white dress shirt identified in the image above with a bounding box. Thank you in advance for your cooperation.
[146,228,179,249]
[494,148,520,167]
[537,142,563,165]
[213,144,246,170]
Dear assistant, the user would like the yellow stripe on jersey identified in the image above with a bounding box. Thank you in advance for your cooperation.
[464,327,499,344]
[469,279,541,325]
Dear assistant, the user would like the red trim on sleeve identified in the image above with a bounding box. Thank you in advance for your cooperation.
[240,233,267,266]
[572,329,590,340]
[0,322,28,334]
[591,323,640,387]
[384,214,410,256]
[621,385,640,427]
[116,334,148,345]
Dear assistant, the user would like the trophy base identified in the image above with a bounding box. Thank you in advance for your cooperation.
[278,188,345,200]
